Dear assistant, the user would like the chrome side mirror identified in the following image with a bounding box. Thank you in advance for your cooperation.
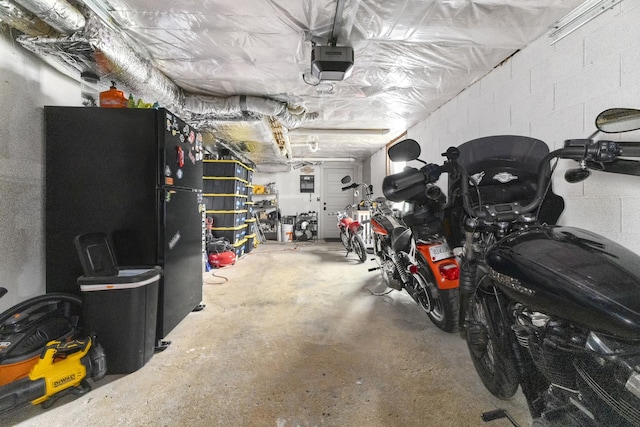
[596,108,640,133]
[388,139,421,162]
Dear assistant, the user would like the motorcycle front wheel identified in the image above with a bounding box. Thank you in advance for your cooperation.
[352,234,367,263]
[465,288,519,399]
[412,255,459,332]
[339,230,350,250]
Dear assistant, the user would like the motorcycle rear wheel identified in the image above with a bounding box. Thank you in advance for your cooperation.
[413,255,459,332]
[352,234,367,263]
[465,289,519,399]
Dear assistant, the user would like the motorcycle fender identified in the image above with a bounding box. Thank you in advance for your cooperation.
[416,243,459,290]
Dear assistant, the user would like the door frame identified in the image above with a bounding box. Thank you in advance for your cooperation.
[319,164,357,239]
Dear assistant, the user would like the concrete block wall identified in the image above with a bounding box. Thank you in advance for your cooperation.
[0,32,84,311]
[376,0,640,254]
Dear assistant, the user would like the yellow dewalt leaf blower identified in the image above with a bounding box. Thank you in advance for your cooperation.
[0,336,106,413]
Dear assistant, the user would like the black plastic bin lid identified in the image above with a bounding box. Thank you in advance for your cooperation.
[74,232,119,277]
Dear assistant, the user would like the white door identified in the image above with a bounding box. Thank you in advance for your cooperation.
[321,167,356,239]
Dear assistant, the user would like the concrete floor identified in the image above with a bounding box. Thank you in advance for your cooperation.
[5,241,532,427]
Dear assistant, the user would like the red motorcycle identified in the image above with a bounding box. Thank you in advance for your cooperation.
[332,205,368,263]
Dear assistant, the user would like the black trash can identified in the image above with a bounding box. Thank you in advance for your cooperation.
[74,232,161,374]
[78,266,161,374]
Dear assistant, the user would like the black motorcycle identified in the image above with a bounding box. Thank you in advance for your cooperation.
[388,108,640,426]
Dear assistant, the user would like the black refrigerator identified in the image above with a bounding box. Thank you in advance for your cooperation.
[44,106,204,343]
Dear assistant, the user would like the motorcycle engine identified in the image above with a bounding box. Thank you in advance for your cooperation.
[512,304,640,426]
[512,305,582,389]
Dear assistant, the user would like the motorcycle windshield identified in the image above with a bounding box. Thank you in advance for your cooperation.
[454,135,551,206]
[458,135,549,176]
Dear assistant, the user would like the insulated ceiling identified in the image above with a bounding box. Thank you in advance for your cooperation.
[4,0,587,168]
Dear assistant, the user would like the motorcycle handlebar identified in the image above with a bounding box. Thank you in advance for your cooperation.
[390,165,441,190]
[391,168,425,189]
[559,140,640,161]
[341,183,358,191]
[618,142,640,157]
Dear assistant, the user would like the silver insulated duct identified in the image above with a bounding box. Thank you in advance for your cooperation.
[11,0,318,164]
[12,0,85,34]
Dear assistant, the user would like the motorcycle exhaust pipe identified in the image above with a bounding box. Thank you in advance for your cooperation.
[459,221,478,328]
[458,260,477,328]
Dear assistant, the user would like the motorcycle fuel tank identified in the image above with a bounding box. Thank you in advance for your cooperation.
[370,214,402,236]
[487,226,640,341]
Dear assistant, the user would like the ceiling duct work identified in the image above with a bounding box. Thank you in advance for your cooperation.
[82,14,185,115]
[10,5,318,165]
[12,0,84,34]
[7,0,587,167]
[184,95,318,130]
[85,13,320,130]
[0,0,59,36]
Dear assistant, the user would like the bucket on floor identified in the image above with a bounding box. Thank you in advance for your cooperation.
[281,224,294,242]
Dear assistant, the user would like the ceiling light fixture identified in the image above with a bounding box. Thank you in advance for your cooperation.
[549,0,622,44]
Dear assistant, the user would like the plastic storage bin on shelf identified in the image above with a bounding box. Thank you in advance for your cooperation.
[203,159,250,180]
[203,194,247,210]
[245,233,257,253]
[74,232,161,375]
[203,177,247,195]
[212,223,247,245]
[207,209,248,228]
[233,238,247,258]
[245,217,257,234]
